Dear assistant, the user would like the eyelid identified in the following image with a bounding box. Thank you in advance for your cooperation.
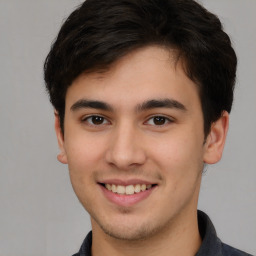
[144,115,174,126]
[80,114,174,127]
[81,114,111,126]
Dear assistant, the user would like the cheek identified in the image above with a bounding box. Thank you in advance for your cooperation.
[149,136,203,210]
[65,131,105,164]
[65,138,99,205]
[153,134,202,161]
[149,131,204,181]
[64,134,107,192]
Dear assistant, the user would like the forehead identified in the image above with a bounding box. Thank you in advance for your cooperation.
[65,46,200,111]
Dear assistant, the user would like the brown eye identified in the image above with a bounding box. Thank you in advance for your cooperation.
[84,115,109,126]
[91,116,104,125]
[153,116,167,125]
[146,116,172,126]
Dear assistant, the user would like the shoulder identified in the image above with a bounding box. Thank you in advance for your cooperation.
[221,243,253,256]
[197,211,254,256]
[71,231,92,256]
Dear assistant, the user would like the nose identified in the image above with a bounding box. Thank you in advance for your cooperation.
[105,122,147,170]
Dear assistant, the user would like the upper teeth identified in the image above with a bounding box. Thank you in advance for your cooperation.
[105,184,152,195]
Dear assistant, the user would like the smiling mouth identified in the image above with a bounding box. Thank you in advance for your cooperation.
[100,183,156,195]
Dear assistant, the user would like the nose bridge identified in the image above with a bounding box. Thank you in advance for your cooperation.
[105,119,146,169]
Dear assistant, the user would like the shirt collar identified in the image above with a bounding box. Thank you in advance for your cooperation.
[196,210,222,256]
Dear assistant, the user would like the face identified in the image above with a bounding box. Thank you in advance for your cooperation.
[55,46,228,241]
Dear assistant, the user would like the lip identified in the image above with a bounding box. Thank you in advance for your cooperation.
[99,178,155,186]
[98,181,157,207]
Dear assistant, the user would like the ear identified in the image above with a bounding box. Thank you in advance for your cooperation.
[54,111,68,164]
[203,111,229,164]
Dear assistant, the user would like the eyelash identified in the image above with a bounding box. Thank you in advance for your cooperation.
[145,115,173,126]
[81,115,173,127]
[82,115,110,126]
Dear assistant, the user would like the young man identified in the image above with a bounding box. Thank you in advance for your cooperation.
[44,0,252,255]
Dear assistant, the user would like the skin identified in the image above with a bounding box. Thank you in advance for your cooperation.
[55,46,229,256]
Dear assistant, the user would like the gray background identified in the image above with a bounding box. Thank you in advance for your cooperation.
[0,0,255,255]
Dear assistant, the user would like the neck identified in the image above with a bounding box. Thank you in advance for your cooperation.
[91,209,202,256]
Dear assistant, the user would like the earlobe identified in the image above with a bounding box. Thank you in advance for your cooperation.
[203,111,229,164]
[54,111,68,164]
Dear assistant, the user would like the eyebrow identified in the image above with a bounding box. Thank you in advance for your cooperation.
[70,99,113,111]
[70,98,187,112]
[136,98,187,112]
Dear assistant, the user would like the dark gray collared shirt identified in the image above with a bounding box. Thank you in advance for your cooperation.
[72,210,253,256]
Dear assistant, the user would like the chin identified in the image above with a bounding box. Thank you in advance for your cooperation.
[101,224,157,241]
[92,213,166,241]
